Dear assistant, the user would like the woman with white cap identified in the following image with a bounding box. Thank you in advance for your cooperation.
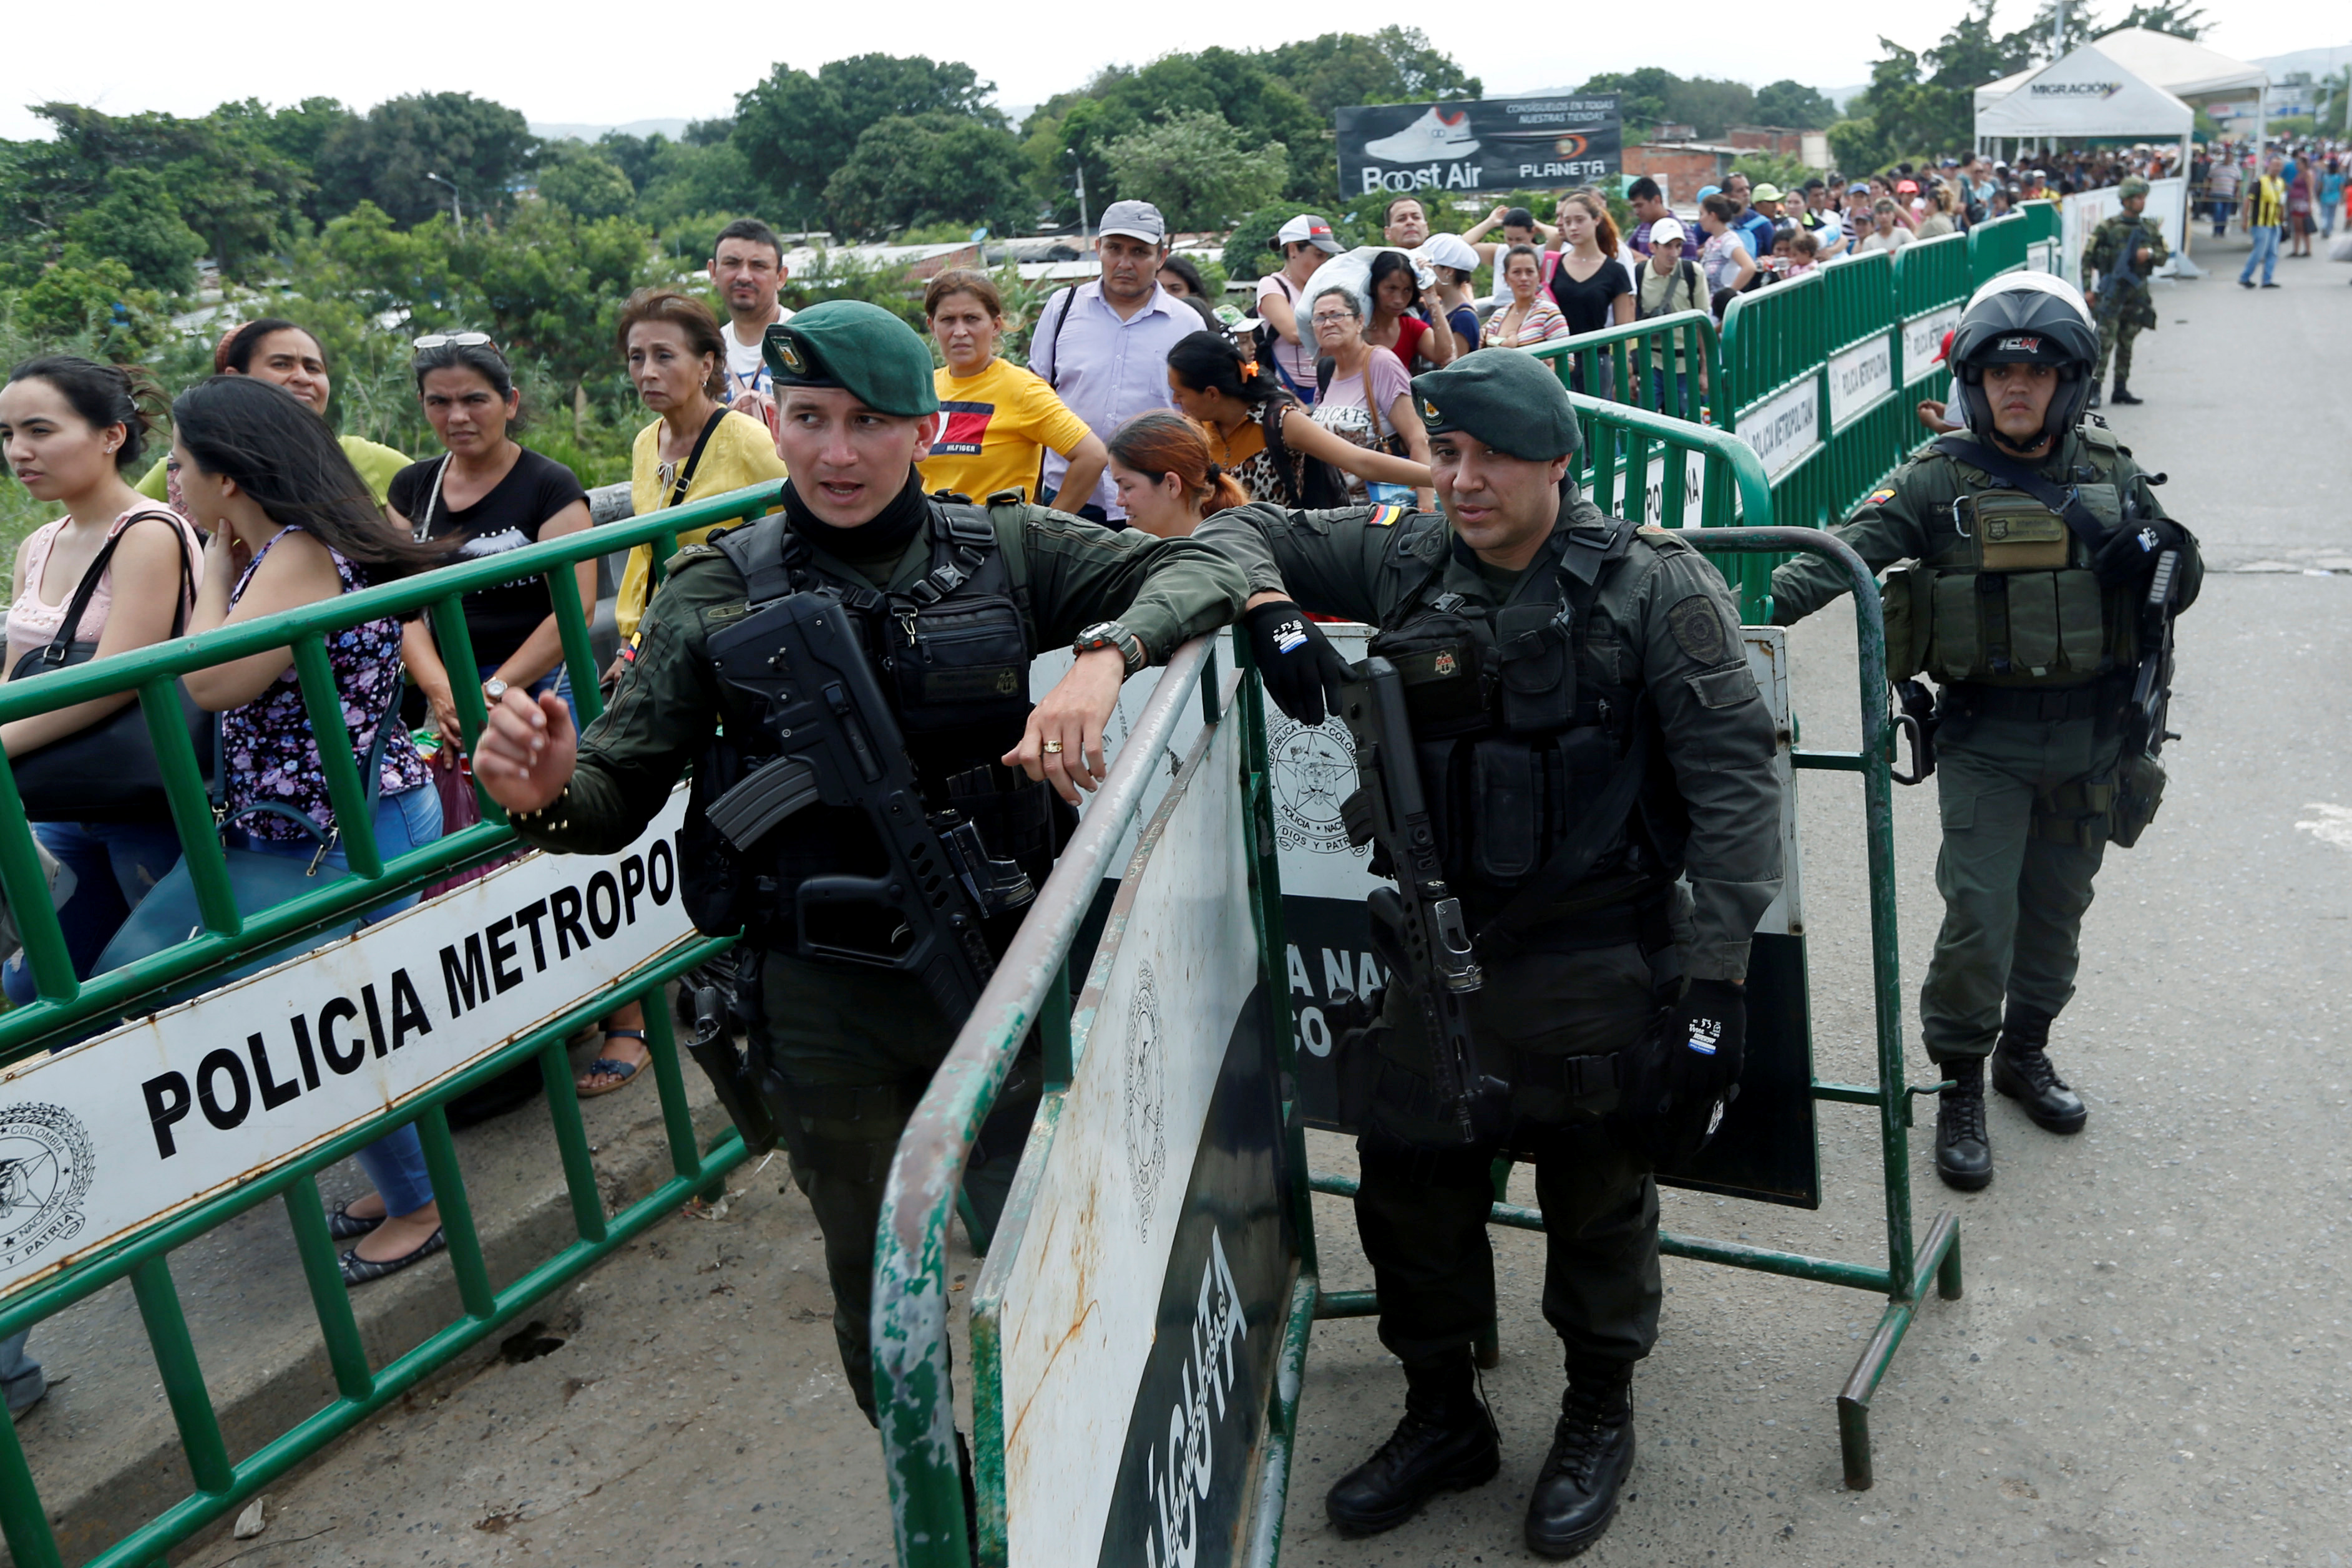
[1254,214,1341,406]
[1414,233,1485,358]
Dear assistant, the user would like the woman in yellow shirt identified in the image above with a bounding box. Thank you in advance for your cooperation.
[919,270,1108,506]
[613,289,788,648]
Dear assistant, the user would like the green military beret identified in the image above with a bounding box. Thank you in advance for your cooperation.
[763,299,939,419]
[2117,175,2150,202]
[1411,348,1581,462]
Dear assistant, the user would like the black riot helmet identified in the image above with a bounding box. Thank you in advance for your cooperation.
[1946,272,2099,455]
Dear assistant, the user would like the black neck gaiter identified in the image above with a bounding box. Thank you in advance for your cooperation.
[781,468,930,568]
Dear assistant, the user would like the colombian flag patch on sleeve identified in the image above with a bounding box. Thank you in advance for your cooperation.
[1863,487,1896,507]
[1367,504,1409,528]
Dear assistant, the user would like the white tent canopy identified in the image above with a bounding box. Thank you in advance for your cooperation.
[1974,41,2194,140]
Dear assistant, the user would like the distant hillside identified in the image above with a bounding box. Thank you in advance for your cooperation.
[530,118,691,144]
[2249,43,2352,82]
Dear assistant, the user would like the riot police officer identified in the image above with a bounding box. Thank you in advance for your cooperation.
[1198,350,1782,1557]
[2082,175,2169,409]
[1769,272,2199,1191]
[469,299,1247,1421]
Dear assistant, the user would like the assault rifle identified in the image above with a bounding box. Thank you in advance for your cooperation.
[702,592,1035,1022]
[1336,658,1500,1144]
[2128,548,2182,759]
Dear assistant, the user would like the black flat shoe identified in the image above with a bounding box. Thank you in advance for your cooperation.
[327,1202,384,1241]
[341,1227,446,1285]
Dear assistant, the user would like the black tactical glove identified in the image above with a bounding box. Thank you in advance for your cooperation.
[1243,600,1352,726]
[2092,516,2187,589]
[1618,978,1747,1164]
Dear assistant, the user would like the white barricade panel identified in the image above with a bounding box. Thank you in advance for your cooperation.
[0,789,694,1296]
[975,688,1295,1567]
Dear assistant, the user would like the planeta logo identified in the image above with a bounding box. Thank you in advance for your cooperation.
[1551,134,1590,158]
[1266,715,1365,856]
[0,1103,94,1272]
[1124,963,1166,1242]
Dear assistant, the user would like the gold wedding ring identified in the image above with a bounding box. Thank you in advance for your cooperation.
[1042,740,1065,754]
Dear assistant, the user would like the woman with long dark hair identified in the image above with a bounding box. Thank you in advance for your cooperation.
[0,358,204,1000]
[1105,411,1247,538]
[1163,331,1429,509]
[170,374,452,1284]
[1365,250,1454,371]
[134,319,410,509]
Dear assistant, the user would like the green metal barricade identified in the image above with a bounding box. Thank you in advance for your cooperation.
[1813,250,1908,523]
[2019,198,2063,274]
[1892,230,1972,412]
[1531,309,1719,425]
[1968,210,2029,284]
[0,481,784,1568]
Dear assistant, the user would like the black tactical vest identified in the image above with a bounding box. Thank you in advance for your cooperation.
[678,499,1062,942]
[1367,517,1689,933]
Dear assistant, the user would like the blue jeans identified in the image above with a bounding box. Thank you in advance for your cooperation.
[2242,225,2280,283]
[0,1330,43,1416]
[2,819,184,1006]
[1648,367,1691,416]
[233,784,444,1219]
[485,663,578,731]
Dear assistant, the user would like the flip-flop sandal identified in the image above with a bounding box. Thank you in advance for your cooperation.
[328,1202,385,1241]
[339,1227,446,1285]
[576,1031,648,1098]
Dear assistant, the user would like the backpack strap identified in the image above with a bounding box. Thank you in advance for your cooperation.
[1040,286,1081,389]
[1930,435,2112,559]
[713,513,804,610]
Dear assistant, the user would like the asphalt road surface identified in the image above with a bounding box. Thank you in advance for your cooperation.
[175,241,2351,1568]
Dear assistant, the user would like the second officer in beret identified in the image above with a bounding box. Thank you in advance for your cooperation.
[1198,349,1780,1556]
[469,299,1246,1423]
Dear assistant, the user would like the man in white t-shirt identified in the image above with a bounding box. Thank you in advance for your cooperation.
[1255,214,1342,406]
[708,218,796,431]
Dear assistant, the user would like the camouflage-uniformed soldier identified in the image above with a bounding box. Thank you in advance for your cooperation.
[1199,350,1781,1559]
[2082,175,2169,409]
[1770,273,2199,1191]
[470,300,1246,1422]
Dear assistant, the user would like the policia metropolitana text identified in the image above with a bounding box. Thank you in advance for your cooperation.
[1198,348,1782,1558]
[470,300,1246,1422]
[1769,272,2199,1191]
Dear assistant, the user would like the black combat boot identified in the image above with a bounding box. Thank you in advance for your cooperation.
[1991,1010,2087,1132]
[2109,383,2143,406]
[1523,1364,1636,1559]
[1325,1348,1499,1536]
[1935,1059,1993,1191]
[2085,382,2103,410]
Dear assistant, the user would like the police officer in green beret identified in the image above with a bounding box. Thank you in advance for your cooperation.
[1198,349,1782,1557]
[470,299,1246,1423]
[1769,273,2199,1192]
[2082,175,2169,409]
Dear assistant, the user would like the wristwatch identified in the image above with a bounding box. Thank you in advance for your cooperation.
[482,678,510,704]
[1073,621,1147,675]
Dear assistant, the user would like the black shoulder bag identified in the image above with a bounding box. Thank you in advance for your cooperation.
[10,513,215,822]
[665,409,730,510]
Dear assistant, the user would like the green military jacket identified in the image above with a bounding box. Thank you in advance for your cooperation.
[1196,487,1783,984]
[516,492,1248,857]
[1768,422,2200,676]
[2082,214,2169,330]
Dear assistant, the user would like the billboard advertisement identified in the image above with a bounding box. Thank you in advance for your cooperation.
[1337,95,1621,198]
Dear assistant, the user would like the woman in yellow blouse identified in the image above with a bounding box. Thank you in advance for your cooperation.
[612,289,788,650]
[918,270,1108,505]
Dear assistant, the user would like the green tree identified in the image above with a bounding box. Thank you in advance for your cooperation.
[1577,68,1679,133]
[1102,110,1287,231]
[537,147,637,220]
[1665,77,1757,139]
[11,256,162,353]
[2018,0,2102,59]
[633,139,768,235]
[1753,80,1838,129]
[821,114,1028,239]
[734,54,1001,221]
[61,168,206,293]
[316,92,537,227]
[1831,2,2033,170]
[1260,27,1481,118]
[2107,3,2207,39]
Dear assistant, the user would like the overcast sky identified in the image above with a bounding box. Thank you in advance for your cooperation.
[6,0,2341,142]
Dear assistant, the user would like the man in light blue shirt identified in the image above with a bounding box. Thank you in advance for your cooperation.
[1027,199,1196,523]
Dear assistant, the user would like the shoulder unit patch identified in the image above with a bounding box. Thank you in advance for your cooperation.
[1667,593,1732,666]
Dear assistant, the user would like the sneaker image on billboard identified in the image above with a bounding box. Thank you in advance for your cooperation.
[1364,106,1480,163]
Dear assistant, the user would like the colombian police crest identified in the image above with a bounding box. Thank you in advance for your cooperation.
[0,1103,94,1272]
[1266,716,1365,857]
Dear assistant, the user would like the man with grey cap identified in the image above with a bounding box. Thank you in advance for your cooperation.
[471,298,1246,1424]
[1198,349,1780,1556]
[1028,198,1198,522]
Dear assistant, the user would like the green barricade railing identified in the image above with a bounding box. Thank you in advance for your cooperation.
[1967,209,2029,283]
[0,480,785,1568]
[1815,250,1910,524]
[1892,230,1972,412]
[1528,308,1718,426]
[2019,198,2063,275]
[0,484,771,1062]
